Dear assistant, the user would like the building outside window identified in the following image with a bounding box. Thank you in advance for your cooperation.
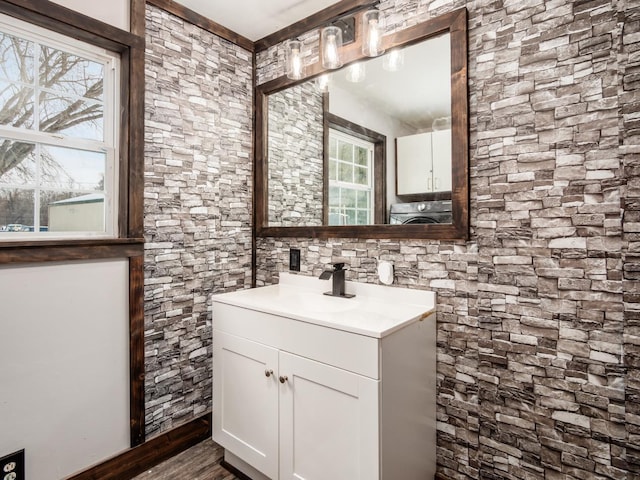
[327,128,374,226]
[0,13,119,238]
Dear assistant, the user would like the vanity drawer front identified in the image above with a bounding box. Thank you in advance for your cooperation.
[213,302,380,379]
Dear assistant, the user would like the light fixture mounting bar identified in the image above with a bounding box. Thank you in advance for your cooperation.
[331,16,356,45]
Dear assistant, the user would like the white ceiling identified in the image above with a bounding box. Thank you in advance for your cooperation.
[175,0,342,41]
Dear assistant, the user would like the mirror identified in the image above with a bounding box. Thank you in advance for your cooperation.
[256,8,468,239]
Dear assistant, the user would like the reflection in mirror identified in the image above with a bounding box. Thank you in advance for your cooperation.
[267,83,324,226]
[266,33,452,227]
[256,7,468,239]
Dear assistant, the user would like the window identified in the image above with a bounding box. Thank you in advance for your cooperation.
[0,13,119,239]
[327,129,374,226]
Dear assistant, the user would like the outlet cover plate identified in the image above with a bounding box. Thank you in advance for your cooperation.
[289,248,301,272]
[1,449,24,480]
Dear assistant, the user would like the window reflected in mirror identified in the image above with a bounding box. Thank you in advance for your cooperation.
[328,129,374,226]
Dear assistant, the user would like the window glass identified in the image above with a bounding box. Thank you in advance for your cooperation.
[0,187,33,230]
[39,46,104,100]
[0,15,118,238]
[355,146,368,166]
[39,146,105,190]
[0,139,37,184]
[327,129,374,226]
[338,161,352,183]
[0,33,34,83]
[328,158,337,181]
[0,81,34,128]
[40,93,104,141]
[338,141,352,162]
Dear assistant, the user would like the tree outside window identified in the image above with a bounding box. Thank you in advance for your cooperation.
[0,15,118,237]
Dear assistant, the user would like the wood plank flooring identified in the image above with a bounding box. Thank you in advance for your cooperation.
[132,439,240,480]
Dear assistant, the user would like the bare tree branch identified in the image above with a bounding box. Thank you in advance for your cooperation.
[0,37,105,177]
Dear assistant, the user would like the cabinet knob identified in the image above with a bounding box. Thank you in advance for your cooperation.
[279,375,288,384]
[265,369,273,378]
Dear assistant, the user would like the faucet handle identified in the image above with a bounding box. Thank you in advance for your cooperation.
[333,262,345,271]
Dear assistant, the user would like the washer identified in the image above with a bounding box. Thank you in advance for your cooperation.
[389,200,452,224]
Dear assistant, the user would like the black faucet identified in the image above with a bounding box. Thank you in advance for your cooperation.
[319,262,355,298]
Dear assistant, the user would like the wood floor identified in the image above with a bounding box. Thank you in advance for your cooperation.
[132,439,240,480]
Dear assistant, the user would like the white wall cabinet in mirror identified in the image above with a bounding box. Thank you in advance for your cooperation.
[255,8,468,240]
[396,129,452,196]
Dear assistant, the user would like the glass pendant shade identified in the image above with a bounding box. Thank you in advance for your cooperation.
[383,48,404,71]
[286,39,305,80]
[321,26,343,69]
[362,9,384,57]
[346,63,366,83]
[316,74,329,92]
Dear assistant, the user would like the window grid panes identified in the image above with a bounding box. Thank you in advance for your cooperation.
[328,129,374,226]
[0,13,118,238]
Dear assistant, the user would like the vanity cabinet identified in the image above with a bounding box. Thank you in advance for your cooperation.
[212,281,436,480]
[396,129,452,195]
[213,328,378,480]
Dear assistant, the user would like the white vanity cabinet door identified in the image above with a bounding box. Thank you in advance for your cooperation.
[213,331,279,480]
[431,129,452,192]
[278,351,380,480]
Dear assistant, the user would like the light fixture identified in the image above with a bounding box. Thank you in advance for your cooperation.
[383,48,404,71]
[321,25,343,69]
[362,9,384,57]
[346,62,366,83]
[285,39,305,80]
[316,74,329,92]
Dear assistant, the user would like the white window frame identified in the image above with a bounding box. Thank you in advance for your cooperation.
[328,128,374,226]
[0,12,120,240]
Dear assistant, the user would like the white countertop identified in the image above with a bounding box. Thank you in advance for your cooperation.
[212,272,436,338]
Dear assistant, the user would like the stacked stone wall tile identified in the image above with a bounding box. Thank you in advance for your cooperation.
[256,0,635,478]
[144,5,253,437]
[621,0,640,474]
[268,84,324,226]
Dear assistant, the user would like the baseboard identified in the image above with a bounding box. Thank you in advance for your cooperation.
[65,412,212,480]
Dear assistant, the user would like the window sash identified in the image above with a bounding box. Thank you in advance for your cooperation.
[328,129,374,225]
[0,13,119,240]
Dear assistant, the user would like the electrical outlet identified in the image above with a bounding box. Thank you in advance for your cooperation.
[289,248,301,272]
[1,450,24,480]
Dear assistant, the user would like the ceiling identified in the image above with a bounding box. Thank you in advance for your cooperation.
[175,0,342,41]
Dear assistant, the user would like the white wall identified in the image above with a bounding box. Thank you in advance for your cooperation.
[328,84,417,213]
[50,0,130,31]
[0,3,132,478]
[0,260,130,479]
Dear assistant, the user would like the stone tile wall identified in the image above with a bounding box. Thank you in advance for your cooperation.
[256,0,638,478]
[268,83,324,226]
[621,0,640,475]
[143,5,253,437]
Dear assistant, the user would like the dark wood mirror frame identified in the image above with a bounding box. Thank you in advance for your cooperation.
[255,7,468,240]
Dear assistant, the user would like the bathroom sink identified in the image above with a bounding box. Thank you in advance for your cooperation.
[285,291,361,313]
[212,272,435,338]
